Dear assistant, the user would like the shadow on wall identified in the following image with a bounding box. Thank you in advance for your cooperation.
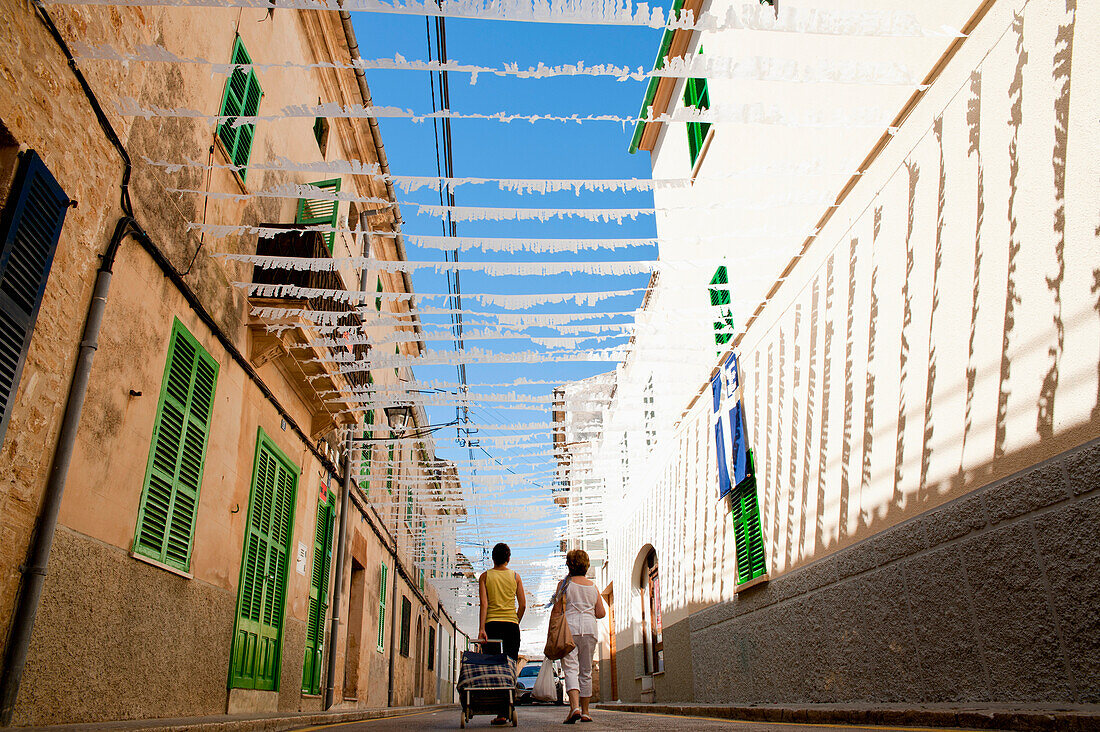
[689,428,1100,707]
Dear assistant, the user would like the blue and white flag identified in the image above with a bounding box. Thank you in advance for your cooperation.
[711,353,752,499]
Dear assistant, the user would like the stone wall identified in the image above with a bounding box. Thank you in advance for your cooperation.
[690,437,1100,706]
[11,528,236,726]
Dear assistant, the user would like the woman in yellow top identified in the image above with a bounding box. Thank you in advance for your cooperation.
[478,543,526,726]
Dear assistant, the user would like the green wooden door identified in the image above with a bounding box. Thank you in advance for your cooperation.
[302,493,335,694]
[230,431,298,691]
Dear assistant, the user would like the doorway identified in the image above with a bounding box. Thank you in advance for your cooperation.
[602,583,618,701]
[344,559,366,699]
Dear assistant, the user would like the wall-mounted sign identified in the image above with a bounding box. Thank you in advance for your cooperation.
[296,541,308,576]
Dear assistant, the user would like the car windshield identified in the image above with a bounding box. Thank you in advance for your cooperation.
[518,665,540,677]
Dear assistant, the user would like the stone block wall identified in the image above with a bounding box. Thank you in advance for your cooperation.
[689,438,1100,706]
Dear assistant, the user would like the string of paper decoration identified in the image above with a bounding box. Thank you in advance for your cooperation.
[42,0,945,37]
[73,42,925,87]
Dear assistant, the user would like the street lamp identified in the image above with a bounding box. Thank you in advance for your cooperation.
[384,405,413,433]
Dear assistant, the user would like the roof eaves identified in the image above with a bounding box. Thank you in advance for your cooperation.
[628,0,687,154]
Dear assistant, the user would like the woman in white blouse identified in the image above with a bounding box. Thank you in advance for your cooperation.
[557,549,606,724]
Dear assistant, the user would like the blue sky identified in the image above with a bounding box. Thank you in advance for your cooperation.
[351,8,666,598]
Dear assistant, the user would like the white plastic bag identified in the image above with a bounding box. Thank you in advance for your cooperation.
[532,658,556,702]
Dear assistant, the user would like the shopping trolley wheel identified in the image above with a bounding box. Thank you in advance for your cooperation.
[460,712,466,729]
[511,706,518,727]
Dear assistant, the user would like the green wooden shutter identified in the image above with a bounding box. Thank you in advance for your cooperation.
[709,266,734,347]
[230,431,298,691]
[684,75,711,167]
[302,494,335,694]
[217,38,261,181]
[731,476,767,585]
[386,441,394,494]
[133,319,219,571]
[375,276,383,311]
[0,151,69,447]
[295,178,341,252]
[359,408,374,487]
[377,563,388,652]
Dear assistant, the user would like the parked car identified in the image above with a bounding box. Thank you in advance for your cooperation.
[514,660,563,705]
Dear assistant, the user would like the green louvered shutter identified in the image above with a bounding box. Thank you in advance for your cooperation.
[386,441,394,494]
[217,38,261,181]
[731,476,767,585]
[375,276,383,311]
[377,563,388,651]
[0,151,69,447]
[134,319,218,572]
[302,494,335,693]
[231,432,298,691]
[684,74,711,167]
[295,178,341,253]
[709,266,734,347]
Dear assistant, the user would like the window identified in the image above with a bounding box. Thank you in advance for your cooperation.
[386,440,395,494]
[134,319,219,572]
[418,567,425,591]
[216,37,262,180]
[709,266,734,347]
[375,275,383,311]
[377,563,388,652]
[683,73,711,168]
[230,430,298,691]
[295,178,341,253]
[619,432,629,496]
[313,117,330,157]
[302,492,335,694]
[731,477,767,585]
[643,376,655,448]
[359,408,374,489]
[0,150,69,448]
[394,343,400,379]
[405,482,414,527]
[427,625,436,671]
[399,596,412,657]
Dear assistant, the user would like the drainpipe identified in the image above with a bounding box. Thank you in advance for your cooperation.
[386,435,401,706]
[0,217,132,726]
[323,431,354,709]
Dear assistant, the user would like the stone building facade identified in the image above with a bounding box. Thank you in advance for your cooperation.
[0,1,465,725]
[561,0,1100,709]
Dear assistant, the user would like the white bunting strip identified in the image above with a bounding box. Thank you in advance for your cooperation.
[322,343,716,369]
[189,221,811,243]
[75,42,922,87]
[249,286,649,307]
[43,1,943,38]
[146,155,855,195]
[116,96,897,129]
[226,255,659,276]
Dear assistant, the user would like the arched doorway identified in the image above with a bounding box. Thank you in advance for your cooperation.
[638,548,663,675]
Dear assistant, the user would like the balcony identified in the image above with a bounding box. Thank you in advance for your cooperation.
[247,226,368,439]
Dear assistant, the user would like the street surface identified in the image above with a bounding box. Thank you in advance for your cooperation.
[291,705,992,731]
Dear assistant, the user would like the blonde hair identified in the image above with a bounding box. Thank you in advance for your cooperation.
[565,549,590,577]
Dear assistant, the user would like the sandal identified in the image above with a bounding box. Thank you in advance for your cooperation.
[491,716,510,726]
[564,709,581,724]
[580,715,593,722]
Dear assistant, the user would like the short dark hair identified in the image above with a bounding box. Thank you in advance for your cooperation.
[566,549,590,577]
[491,543,511,565]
